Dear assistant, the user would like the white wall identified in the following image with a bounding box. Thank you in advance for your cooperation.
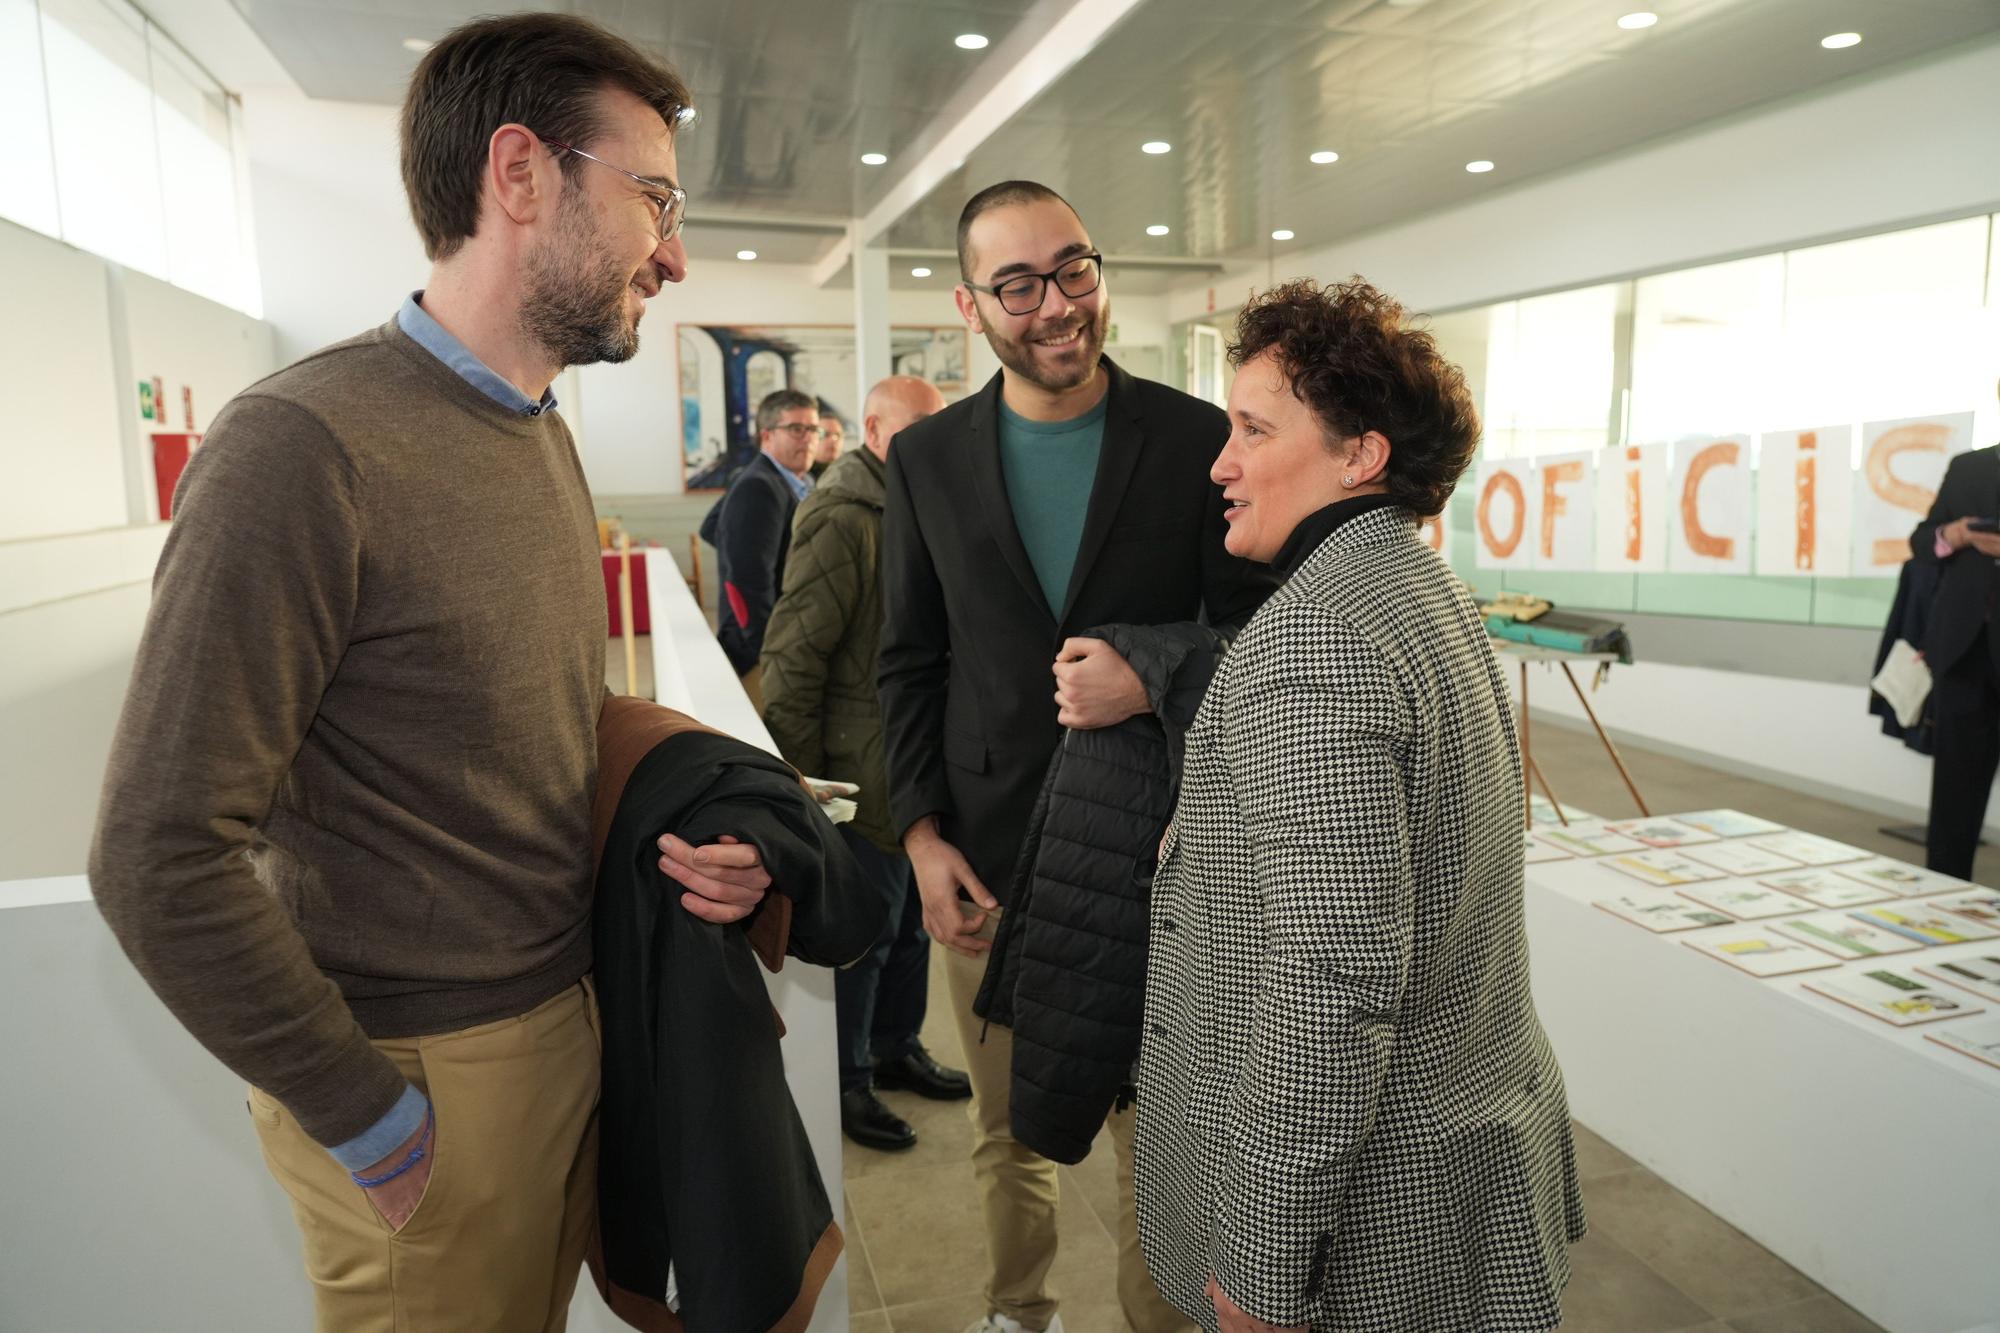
[1167,36,2000,324]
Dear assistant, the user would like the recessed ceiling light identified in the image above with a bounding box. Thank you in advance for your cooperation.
[401,37,432,52]
[955,33,989,50]
[1141,141,1172,155]
[1466,159,1495,173]
[1270,229,1295,241]
[1309,150,1340,165]
[911,266,932,278]
[1146,224,1171,236]
[1821,31,1861,49]
[1616,12,1657,30]
[736,250,757,261]
[860,152,888,166]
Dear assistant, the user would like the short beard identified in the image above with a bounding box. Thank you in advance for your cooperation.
[986,298,1110,393]
[520,188,641,369]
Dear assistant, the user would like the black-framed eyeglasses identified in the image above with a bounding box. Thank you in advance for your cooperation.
[538,136,688,245]
[767,423,819,438]
[963,253,1103,316]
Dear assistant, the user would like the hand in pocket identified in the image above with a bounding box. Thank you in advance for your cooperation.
[358,1112,435,1232]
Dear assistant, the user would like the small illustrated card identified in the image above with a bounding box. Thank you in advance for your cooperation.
[1530,796,1599,828]
[1535,823,1649,858]
[1593,891,1734,933]
[1603,850,1723,888]
[1746,832,1870,866]
[1772,912,1924,959]
[1932,890,2000,929]
[1836,860,1971,899]
[1914,956,2000,1005]
[1603,817,1720,849]
[1680,841,1802,878]
[1677,882,1814,920]
[1757,869,1894,909]
[1672,809,1787,839]
[1684,928,1842,977]
[1804,968,1984,1026]
[1523,834,1571,865]
[1848,904,1999,947]
[1925,1015,2000,1072]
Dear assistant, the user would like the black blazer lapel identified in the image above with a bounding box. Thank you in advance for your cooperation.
[966,370,1058,625]
[1058,357,1145,627]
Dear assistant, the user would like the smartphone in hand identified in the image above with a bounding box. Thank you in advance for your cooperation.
[1968,517,2000,533]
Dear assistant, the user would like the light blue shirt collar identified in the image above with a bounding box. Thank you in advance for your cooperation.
[396,292,557,417]
[763,450,812,502]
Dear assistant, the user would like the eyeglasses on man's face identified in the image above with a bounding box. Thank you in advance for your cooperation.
[964,253,1104,317]
[537,135,688,245]
[767,422,819,439]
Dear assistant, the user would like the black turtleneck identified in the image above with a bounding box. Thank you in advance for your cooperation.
[1272,493,1405,579]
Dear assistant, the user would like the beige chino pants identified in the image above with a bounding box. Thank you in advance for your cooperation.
[942,909,1196,1333]
[249,979,602,1333]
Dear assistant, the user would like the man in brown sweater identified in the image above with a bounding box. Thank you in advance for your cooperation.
[87,15,767,1330]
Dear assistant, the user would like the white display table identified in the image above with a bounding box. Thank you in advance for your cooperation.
[1527,847,2000,1333]
[0,554,848,1333]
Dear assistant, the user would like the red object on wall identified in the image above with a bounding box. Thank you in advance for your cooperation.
[151,433,202,520]
[602,551,652,636]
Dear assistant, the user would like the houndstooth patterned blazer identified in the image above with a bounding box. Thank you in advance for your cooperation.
[1135,504,1586,1332]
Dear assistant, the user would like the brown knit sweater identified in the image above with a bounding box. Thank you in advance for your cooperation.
[89,320,604,1148]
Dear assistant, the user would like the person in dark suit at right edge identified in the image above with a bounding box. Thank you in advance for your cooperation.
[878,180,1275,1333]
[1911,419,2000,879]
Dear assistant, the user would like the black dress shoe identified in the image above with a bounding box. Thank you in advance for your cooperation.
[873,1046,973,1101]
[841,1086,917,1152]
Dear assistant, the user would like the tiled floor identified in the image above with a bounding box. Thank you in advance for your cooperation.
[836,721,1902,1333]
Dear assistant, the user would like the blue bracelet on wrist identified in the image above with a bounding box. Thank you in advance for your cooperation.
[349,1107,433,1189]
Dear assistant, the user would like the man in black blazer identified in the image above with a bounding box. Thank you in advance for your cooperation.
[706,387,818,706]
[878,180,1273,1333]
[1910,439,2000,878]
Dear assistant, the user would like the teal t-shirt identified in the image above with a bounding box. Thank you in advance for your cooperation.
[997,393,1108,614]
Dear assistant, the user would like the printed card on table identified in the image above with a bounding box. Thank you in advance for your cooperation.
[1523,834,1571,865]
[1594,442,1670,573]
[1804,967,1983,1027]
[1925,1015,2000,1072]
[1603,817,1720,850]
[1914,956,2000,1005]
[1757,869,1893,909]
[1746,832,1869,866]
[1534,822,1648,859]
[1848,905,1999,948]
[1474,459,1535,571]
[1851,412,1973,577]
[1683,928,1841,977]
[1772,912,1923,960]
[1680,841,1801,878]
[1668,435,1752,575]
[1673,809,1787,839]
[1593,891,1733,933]
[1754,426,1854,578]
[1677,882,1813,920]
[1931,890,2000,929]
[1836,860,1970,899]
[1530,795,1599,828]
[1603,850,1723,888]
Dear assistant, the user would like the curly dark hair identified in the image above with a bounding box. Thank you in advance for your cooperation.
[1229,277,1479,517]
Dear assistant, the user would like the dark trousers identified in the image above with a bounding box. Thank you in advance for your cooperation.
[834,824,929,1093]
[1927,632,2000,879]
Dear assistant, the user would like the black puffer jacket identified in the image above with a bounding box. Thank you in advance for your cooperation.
[973,620,1227,1164]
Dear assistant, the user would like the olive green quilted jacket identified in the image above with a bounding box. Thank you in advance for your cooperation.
[760,446,897,853]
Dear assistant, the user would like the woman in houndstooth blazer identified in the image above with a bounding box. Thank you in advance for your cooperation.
[1135,279,1586,1333]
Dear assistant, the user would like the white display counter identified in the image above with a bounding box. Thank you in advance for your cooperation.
[0,552,849,1333]
[1527,843,2000,1333]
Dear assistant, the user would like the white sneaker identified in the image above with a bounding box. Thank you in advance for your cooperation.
[964,1315,1065,1333]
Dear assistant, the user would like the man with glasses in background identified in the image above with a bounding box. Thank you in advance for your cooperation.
[711,387,820,709]
[812,401,847,479]
[87,15,775,1330]
[879,180,1273,1333]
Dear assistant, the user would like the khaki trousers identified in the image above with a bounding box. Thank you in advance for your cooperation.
[943,910,1195,1333]
[250,980,602,1333]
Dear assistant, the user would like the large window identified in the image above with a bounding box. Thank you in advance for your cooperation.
[1,0,259,316]
[1425,213,2000,628]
